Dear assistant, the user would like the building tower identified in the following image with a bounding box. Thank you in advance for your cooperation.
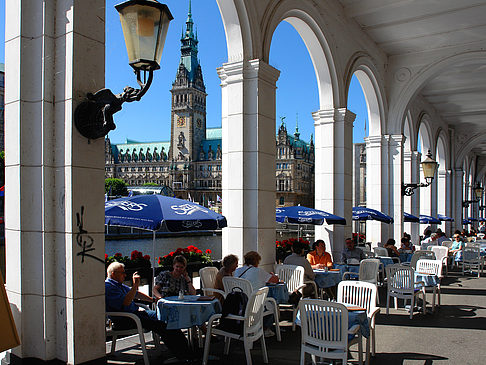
[170,0,207,163]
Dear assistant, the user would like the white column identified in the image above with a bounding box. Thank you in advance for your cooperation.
[444,170,453,236]
[4,1,106,364]
[388,135,405,244]
[364,135,389,246]
[453,168,464,232]
[313,108,354,260]
[218,60,280,270]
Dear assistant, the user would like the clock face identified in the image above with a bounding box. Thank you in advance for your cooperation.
[196,118,202,128]
[177,116,186,127]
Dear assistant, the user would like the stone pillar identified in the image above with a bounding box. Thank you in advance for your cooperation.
[453,168,464,232]
[218,60,280,270]
[388,135,405,244]
[4,1,106,364]
[438,169,452,235]
[313,108,354,259]
[364,135,389,246]
[444,170,453,236]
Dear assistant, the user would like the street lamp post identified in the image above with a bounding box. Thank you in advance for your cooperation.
[74,0,173,140]
[462,183,483,208]
[402,150,438,196]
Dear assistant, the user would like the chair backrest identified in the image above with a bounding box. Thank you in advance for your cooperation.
[373,247,388,257]
[385,264,414,292]
[337,281,378,316]
[416,259,443,277]
[299,299,348,351]
[359,259,380,283]
[363,250,376,259]
[463,246,481,263]
[431,246,448,261]
[410,250,436,269]
[244,287,268,337]
[222,276,253,296]
[199,266,219,289]
[441,241,453,248]
[465,242,480,248]
[275,264,305,293]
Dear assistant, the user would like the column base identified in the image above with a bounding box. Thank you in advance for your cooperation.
[2,353,106,365]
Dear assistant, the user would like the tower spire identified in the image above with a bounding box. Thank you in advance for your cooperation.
[294,113,300,139]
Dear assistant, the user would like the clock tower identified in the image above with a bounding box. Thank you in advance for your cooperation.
[170,0,207,162]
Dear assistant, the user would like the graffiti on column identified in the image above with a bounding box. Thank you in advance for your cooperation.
[76,206,104,264]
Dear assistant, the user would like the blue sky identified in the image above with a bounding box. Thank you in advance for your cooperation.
[0,0,368,145]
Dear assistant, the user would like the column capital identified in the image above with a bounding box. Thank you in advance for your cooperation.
[364,134,385,146]
[217,59,280,86]
[312,108,356,126]
[386,134,406,147]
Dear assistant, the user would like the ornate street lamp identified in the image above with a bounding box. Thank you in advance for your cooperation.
[74,0,173,140]
[463,183,483,207]
[402,150,438,196]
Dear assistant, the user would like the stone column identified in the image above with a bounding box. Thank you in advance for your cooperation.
[4,1,106,364]
[453,168,464,232]
[218,60,280,270]
[313,108,354,259]
[364,135,389,246]
[444,170,453,236]
[388,135,405,244]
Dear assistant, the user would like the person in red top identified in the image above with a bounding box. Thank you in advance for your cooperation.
[307,239,333,269]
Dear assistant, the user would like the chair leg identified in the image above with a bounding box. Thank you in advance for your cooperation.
[292,308,297,331]
[138,331,150,365]
[410,295,414,319]
[357,333,363,365]
[224,337,231,355]
[431,288,436,312]
[202,327,212,365]
[365,337,370,365]
[110,335,117,354]
[299,347,306,365]
[394,297,398,310]
[272,304,282,342]
[243,339,253,365]
[422,292,427,315]
[371,327,376,356]
[261,335,269,363]
[386,293,390,315]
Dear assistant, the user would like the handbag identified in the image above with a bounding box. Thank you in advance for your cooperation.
[288,290,302,306]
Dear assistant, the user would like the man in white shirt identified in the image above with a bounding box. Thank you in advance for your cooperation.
[234,251,279,291]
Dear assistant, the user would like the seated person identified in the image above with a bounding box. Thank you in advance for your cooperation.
[450,234,465,259]
[307,239,333,269]
[284,241,316,297]
[384,238,400,257]
[234,251,279,291]
[399,236,415,253]
[214,254,239,303]
[105,262,193,362]
[340,238,365,263]
[153,255,196,299]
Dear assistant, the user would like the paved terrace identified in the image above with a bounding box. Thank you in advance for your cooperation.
[107,268,486,365]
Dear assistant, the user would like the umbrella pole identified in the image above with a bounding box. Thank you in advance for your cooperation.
[152,231,156,284]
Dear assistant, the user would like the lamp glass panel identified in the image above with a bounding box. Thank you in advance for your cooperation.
[118,4,171,69]
[421,160,437,180]
[475,186,483,199]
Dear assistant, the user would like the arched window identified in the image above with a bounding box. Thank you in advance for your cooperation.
[279,196,285,205]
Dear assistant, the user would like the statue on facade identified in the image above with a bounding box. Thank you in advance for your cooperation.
[146,148,152,161]
[208,145,214,160]
[118,149,124,163]
[161,147,167,161]
[216,145,222,159]
[153,147,159,161]
[177,131,186,149]
[132,149,138,162]
[199,144,205,161]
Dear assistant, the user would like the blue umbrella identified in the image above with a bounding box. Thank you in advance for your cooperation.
[467,217,478,222]
[352,207,394,224]
[479,217,486,222]
[438,214,454,222]
[105,195,227,232]
[276,206,346,225]
[463,219,472,225]
[404,212,420,223]
[419,215,441,224]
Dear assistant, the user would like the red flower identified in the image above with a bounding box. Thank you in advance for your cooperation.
[143,255,150,261]
[196,249,202,254]
[115,253,122,257]
[105,254,108,260]
[183,248,190,253]
[205,249,212,254]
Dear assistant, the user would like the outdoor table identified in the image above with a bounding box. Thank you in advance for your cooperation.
[266,282,289,304]
[399,252,413,263]
[333,263,360,279]
[377,256,395,267]
[156,295,221,330]
[313,269,342,288]
[295,301,370,340]
[414,272,439,288]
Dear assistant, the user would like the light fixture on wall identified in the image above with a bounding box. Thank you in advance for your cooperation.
[462,183,483,208]
[402,150,438,196]
[74,0,173,140]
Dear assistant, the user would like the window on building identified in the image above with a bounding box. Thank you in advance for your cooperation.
[278,180,285,191]
[279,196,284,205]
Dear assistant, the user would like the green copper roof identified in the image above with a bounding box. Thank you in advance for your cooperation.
[206,127,221,140]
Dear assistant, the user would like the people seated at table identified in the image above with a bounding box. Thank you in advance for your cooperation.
[234,251,279,291]
[153,255,197,300]
[384,238,400,257]
[284,241,316,297]
[105,262,193,362]
[422,233,439,250]
[399,236,415,253]
[436,229,449,245]
[340,238,365,263]
[450,234,465,259]
[214,254,238,303]
[307,239,333,269]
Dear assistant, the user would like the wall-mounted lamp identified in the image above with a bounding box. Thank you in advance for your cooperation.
[462,183,483,208]
[402,150,438,196]
[74,0,173,140]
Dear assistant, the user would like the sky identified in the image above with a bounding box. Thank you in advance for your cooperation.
[0,0,368,145]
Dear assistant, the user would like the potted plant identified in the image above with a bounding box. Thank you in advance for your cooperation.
[158,245,213,275]
[105,250,152,284]
[275,238,311,263]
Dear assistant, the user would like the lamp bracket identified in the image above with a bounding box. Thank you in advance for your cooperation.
[402,182,431,196]
[462,199,480,208]
[74,69,154,140]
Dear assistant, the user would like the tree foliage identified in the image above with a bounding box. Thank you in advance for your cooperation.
[105,178,128,196]
[142,182,159,187]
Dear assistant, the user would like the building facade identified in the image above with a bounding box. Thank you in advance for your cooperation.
[105,8,314,208]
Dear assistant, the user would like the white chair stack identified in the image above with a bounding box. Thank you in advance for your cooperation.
[462,246,483,278]
[203,287,269,365]
[222,276,281,341]
[199,266,226,298]
[275,264,318,331]
[343,258,381,287]
[431,246,449,276]
[298,299,363,365]
[385,264,426,319]
[409,250,436,269]
[415,259,443,311]
[337,281,379,364]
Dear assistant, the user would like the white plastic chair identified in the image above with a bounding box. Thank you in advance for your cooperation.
[409,250,436,269]
[275,264,318,331]
[298,299,363,365]
[462,246,483,278]
[222,276,281,341]
[343,259,381,291]
[416,259,442,311]
[373,247,388,257]
[431,246,449,276]
[199,266,226,298]
[202,287,269,365]
[337,281,379,364]
[385,264,426,319]
[441,240,453,249]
